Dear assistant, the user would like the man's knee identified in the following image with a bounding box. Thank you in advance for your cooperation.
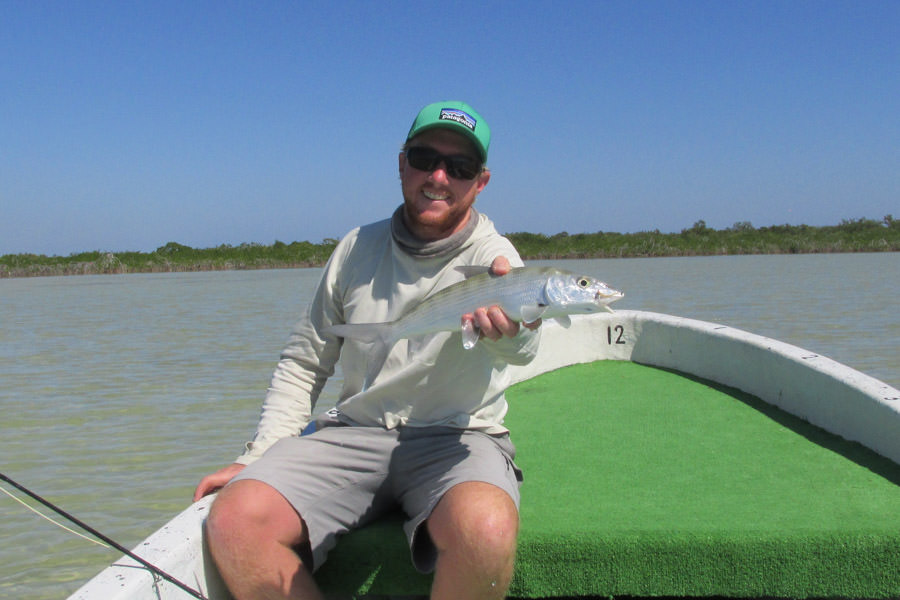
[207,479,307,549]
[468,494,519,558]
[428,481,519,557]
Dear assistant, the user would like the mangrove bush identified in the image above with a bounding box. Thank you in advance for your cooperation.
[2,217,896,278]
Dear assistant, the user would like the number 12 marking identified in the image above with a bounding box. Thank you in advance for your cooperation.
[607,325,626,345]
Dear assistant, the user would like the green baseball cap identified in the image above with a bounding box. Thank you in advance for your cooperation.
[406,101,490,162]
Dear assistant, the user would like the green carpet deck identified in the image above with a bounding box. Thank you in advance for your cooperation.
[314,361,900,598]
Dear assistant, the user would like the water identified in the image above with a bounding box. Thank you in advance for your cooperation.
[1,254,897,599]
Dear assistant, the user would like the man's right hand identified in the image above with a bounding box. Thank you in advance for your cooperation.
[193,463,246,502]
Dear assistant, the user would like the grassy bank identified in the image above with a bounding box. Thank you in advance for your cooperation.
[2,217,897,278]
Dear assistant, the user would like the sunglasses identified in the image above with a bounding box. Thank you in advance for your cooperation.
[405,146,483,180]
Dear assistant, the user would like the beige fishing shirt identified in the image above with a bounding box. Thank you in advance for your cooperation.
[237,209,541,464]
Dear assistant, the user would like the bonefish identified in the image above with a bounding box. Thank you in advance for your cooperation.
[325,266,623,351]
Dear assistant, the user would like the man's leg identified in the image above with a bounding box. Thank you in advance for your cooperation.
[426,481,519,600]
[206,479,324,600]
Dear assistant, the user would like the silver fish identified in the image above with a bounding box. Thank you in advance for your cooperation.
[325,266,623,351]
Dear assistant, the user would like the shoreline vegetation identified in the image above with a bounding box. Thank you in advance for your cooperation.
[2,217,897,279]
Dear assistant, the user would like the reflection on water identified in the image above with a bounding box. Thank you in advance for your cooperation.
[0,254,897,598]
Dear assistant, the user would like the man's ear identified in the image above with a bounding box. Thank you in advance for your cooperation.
[475,168,491,194]
[398,152,406,177]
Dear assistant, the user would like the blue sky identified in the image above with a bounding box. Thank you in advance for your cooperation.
[2,1,897,256]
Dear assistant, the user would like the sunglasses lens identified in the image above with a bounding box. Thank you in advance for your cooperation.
[406,147,480,180]
[446,157,481,180]
[406,147,439,171]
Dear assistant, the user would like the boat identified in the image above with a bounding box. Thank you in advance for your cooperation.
[68,310,900,599]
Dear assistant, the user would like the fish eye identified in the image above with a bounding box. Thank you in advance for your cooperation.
[577,277,590,287]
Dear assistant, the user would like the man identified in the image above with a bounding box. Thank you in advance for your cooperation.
[195,101,541,600]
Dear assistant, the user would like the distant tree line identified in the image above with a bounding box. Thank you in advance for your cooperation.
[0,239,339,278]
[507,216,899,259]
[2,216,897,278]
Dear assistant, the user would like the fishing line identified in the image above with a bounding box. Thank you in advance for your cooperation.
[0,472,208,600]
[0,484,111,548]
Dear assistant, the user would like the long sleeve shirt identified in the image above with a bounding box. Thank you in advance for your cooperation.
[237,209,540,464]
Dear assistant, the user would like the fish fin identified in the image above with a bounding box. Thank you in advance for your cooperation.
[553,314,572,327]
[520,304,548,325]
[454,265,493,278]
[603,305,616,314]
[461,319,480,350]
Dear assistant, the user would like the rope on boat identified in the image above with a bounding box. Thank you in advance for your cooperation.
[0,472,208,600]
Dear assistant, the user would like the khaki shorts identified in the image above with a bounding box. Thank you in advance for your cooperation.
[230,425,522,572]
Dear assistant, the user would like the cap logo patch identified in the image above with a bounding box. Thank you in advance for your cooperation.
[439,108,476,131]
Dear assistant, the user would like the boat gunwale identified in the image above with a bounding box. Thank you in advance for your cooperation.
[67,310,900,599]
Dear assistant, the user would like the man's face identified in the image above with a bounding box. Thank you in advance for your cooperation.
[399,128,490,241]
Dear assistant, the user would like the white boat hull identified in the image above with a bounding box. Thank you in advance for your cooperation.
[68,310,900,599]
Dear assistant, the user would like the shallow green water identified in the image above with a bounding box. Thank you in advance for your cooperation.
[0,254,897,598]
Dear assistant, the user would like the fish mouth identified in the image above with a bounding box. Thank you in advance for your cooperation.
[596,290,624,302]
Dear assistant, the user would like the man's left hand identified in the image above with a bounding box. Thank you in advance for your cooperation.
[462,256,541,342]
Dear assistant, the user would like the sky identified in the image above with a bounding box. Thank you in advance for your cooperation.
[2,1,898,257]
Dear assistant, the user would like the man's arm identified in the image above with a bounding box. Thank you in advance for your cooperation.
[193,233,354,500]
[193,321,337,500]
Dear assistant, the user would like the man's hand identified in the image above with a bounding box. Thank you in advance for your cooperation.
[193,463,246,501]
[461,256,541,342]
